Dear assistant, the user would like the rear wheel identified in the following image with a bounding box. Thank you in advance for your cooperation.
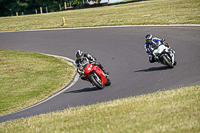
[162,55,174,68]
[89,73,104,89]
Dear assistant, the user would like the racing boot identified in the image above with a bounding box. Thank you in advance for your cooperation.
[173,61,177,66]
[101,67,109,75]
[169,47,175,53]
[149,55,157,63]
[95,62,109,75]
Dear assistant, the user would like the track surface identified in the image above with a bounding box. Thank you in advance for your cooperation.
[0,26,200,122]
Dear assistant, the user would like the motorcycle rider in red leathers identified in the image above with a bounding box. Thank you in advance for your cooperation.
[75,50,109,80]
[144,34,176,65]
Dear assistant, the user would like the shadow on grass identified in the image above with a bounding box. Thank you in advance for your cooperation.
[134,66,171,72]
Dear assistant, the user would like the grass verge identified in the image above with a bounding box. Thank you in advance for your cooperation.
[0,85,199,132]
[0,0,199,31]
[0,50,76,116]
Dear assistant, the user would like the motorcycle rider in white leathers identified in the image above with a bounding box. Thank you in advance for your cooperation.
[144,34,176,65]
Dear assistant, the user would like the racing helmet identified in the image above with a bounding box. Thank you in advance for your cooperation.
[75,50,84,59]
[145,34,153,43]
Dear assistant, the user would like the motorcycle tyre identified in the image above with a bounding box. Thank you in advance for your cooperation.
[162,55,174,68]
[105,77,111,86]
[89,73,104,89]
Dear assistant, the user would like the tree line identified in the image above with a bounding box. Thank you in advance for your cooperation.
[0,0,88,17]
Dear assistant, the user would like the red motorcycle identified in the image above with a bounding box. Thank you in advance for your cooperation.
[79,58,111,89]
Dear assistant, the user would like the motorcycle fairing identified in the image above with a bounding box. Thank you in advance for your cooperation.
[81,61,107,86]
[93,66,107,85]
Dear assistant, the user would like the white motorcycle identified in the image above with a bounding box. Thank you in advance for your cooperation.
[153,44,176,68]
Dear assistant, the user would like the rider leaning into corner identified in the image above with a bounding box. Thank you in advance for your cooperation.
[75,50,109,80]
[144,34,177,65]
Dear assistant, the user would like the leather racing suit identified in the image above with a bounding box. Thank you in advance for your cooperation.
[144,37,169,63]
[75,53,108,80]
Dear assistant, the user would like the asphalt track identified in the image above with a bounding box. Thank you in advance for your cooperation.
[0,25,200,122]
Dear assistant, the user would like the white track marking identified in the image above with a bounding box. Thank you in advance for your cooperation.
[0,25,199,33]
[8,54,79,115]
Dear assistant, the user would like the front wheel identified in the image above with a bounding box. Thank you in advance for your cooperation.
[89,73,104,89]
[162,55,174,68]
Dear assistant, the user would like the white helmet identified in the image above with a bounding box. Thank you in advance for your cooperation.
[145,34,153,43]
[75,50,84,59]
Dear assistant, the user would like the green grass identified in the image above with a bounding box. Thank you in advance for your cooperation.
[0,85,199,132]
[0,0,199,31]
[0,50,75,116]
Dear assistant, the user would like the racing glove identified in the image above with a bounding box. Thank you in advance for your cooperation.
[80,74,86,80]
[146,48,150,54]
[77,68,86,80]
[160,39,165,44]
[89,61,96,65]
